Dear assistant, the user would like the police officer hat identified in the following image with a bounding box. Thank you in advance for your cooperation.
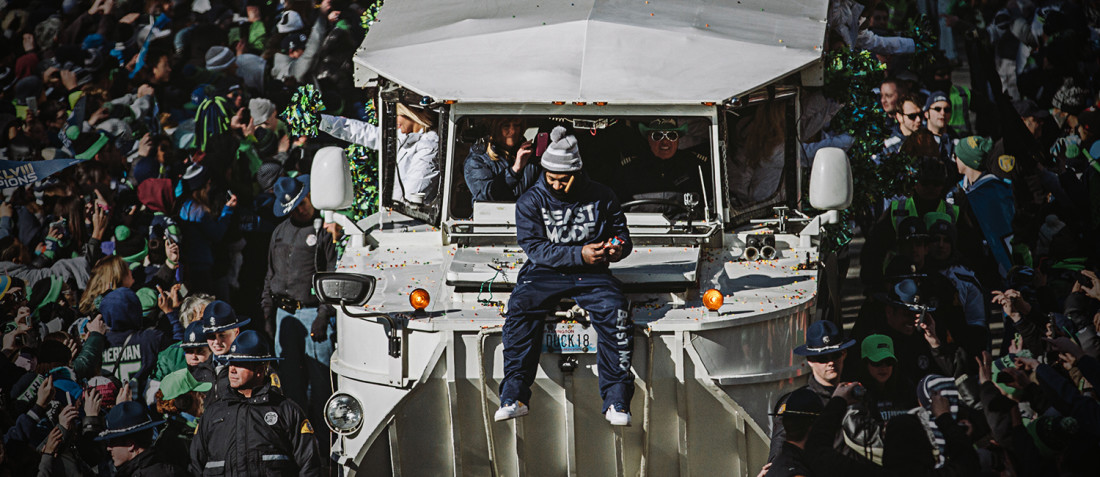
[180,321,210,349]
[769,387,824,417]
[95,401,165,441]
[793,320,855,356]
[874,276,939,312]
[201,300,250,333]
[222,330,283,363]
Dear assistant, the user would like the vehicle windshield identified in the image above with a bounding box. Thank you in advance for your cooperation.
[447,115,717,225]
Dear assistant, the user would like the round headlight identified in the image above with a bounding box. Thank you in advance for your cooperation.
[325,393,363,435]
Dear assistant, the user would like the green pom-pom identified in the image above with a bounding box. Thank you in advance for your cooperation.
[281,84,326,137]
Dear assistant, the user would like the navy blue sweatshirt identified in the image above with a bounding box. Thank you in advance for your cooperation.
[515,174,632,274]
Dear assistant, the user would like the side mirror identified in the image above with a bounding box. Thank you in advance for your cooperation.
[310,146,355,210]
[809,147,853,210]
[314,272,377,306]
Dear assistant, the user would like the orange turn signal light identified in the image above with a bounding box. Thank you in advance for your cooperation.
[702,289,723,312]
[410,288,430,311]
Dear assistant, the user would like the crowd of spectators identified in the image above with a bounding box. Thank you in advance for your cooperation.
[765,1,1100,476]
[1,0,376,474]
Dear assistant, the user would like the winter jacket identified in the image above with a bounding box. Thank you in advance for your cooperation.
[71,331,106,381]
[463,144,540,205]
[190,383,321,477]
[114,447,188,477]
[261,213,337,320]
[514,173,631,275]
[319,114,441,202]
[177,200,235,270]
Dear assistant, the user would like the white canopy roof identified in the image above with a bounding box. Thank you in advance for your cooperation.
[355,0,829,105]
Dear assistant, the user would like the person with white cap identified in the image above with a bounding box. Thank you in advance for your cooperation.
[494,126,636,426]
[318,103,440,203]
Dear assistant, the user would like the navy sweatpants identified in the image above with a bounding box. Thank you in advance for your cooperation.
[499,266,635,412]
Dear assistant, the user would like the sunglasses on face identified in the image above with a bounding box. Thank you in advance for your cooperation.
[868,358,896,368]
[930,106,952,113]
[900,112,922,121]
[649,131,680,141]
[808,352,843,363]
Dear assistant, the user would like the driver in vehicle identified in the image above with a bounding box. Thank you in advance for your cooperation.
[495,126,637,426]
[617,119,708,215]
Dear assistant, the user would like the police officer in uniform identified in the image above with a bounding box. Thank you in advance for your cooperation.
[191,300,252,402]
[763,387,826,477]
[190,330,322,476]
[768,320,854,463]
[262,174,337,434]
[617,119,709,216]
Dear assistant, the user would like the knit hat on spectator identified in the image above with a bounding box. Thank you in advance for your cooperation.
[281,32,307,53]
[916,374,959,419]
[540,126,583,173]
[95,401,164,441]
[88,375,120,408]
[954,136,992,170]
[1013,99,1050,119]
[255,162,284,191]
[181,321,210,349]
[205,46,236,72]
[924,212,956,243]
[27,276,62,316]
[1026,415,1080,458]
[277,10,304,33]
[1051,79,1092,116]
[182,163,209,191]
[132,157,159,185]
[38,339,72,366]
[923,91,949,111]
[202,300,250,333]
[249,98,277,125]
[185,84,216,111]
[74,132,110,160]
[13,74,42,106]
[113,225,148,267]
[100,288,142,329]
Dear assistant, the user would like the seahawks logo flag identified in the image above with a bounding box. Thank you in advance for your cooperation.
[1,159,84,190]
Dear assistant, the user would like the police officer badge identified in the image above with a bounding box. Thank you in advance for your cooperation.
[265,411,279,425]
[306,234,317,246]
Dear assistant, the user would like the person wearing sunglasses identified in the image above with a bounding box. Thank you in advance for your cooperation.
[767,320,855,463]
[617,118,708,215]
[923,91,956,161]
[880,95,924,159]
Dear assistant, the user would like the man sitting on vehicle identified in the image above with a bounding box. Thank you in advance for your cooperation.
[495,126,636,426]
[617,119,708,216]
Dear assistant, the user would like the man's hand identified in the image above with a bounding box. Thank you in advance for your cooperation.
[1080,270,1100,301]
[992,289,1031,322]
[83,388,103,417]
[226,194,238,208]
[1001,367,1032,390]
[833,381,862,405]
[2,322,31,352]
[916,313,940,348]
[59,404,78,430]
[36,376,54,408]
[930,391,951,418]
[0,201,13,218]
[86,314,107,335]
[512,142,533,174]
[1044,336,1085,360]
[40,427,64,456]
[755,463,772,477]
[581,243,609,265]
[62,338,79,361]
[1013,355,1040,371]
[88,107,109,126]
[90,206,108,241]
[136,132,153,158]
[604,241,623,263]
[975,350,993,384]
[119,12,140,24]
[116,381,132,404]
[60,70,78,91]
[156,285,175,314]
[323,222,343,242]
[165,241,180,267]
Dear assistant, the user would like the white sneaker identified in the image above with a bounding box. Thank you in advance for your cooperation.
[605,403,631,426]
[494,400,529,421]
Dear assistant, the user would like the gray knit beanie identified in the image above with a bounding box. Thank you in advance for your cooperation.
[540,126,582,173]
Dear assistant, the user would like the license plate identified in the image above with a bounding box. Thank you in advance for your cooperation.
[543,322,598,353]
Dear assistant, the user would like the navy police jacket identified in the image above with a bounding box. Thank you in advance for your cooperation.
[515,173,632,275]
